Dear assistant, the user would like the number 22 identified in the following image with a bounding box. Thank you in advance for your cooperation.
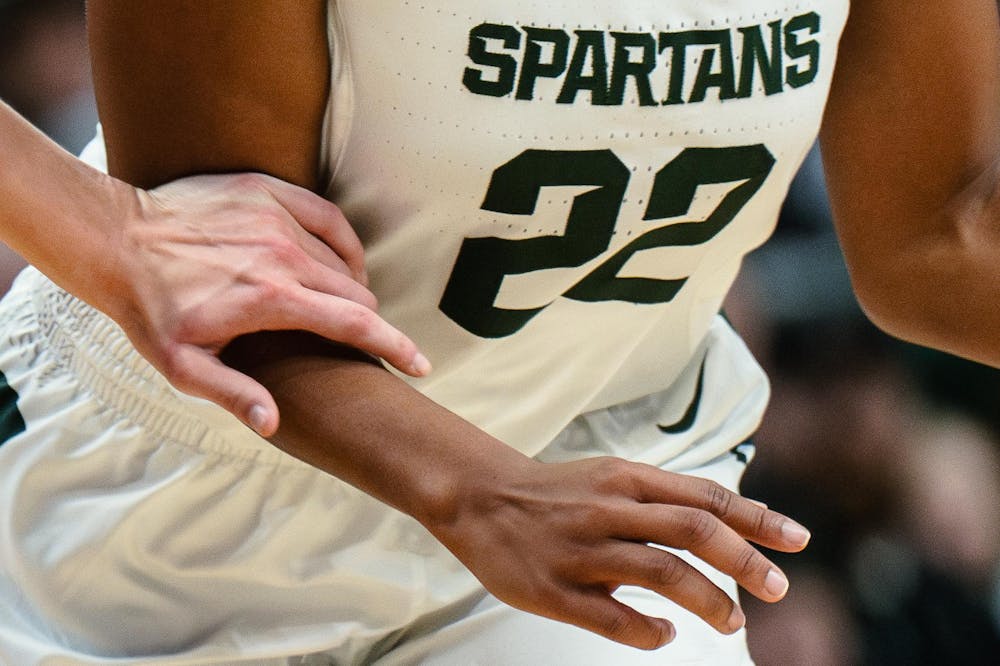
[439,145,775,338]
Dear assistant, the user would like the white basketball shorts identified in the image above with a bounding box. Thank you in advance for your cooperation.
[0,268,754,665]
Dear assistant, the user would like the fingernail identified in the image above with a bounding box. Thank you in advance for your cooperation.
[781,520,811,547]
[727,605,746,632]
[748,499,768,509]
[411,353,432,376]
[248,405,269,435]
[764,569,789,598]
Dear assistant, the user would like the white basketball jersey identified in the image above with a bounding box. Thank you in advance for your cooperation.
[321,1,850,463]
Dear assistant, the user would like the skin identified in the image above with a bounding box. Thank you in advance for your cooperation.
[821,1,1000,366]
[83,0,1000,651]
[0,99,427,435]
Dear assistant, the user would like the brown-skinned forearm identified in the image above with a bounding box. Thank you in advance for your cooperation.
[222,329,820,652]
[222,332,530,526]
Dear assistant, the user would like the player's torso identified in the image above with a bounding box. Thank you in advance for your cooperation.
[321,1,850,455]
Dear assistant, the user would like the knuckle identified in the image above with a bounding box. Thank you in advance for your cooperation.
[573,504,608,533]
[701,480,735,517]
[558,548,595,579]
[603,610,661,650]
[327,201,346,218]
[653,553,687,588]
[361,289,379,311]
[389,331,417,362]
[265,236,304,265]
[169,314,200,343]
[603,608,637,643]
[680,509,719,547]
[335,274,378,309]
[588,457,634,494]
[764,511,787,538]
[705,591,738,628]
[232,172,265,192]
[337,216,361,242]
[159,348,192,387]
[256,210,287,233]
[648,621,673,649]
[255,279,287,304]
[732,545,763,580]
[754,508,773,538]
[748,504,781,540]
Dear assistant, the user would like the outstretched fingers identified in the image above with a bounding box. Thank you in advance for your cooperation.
[249,178,431,375]
[263,287,430,378]
[615,504,789,606]
[592,541,746,635]
[555,586,677,650]
[631,466,811,553]
[298,260,379,312]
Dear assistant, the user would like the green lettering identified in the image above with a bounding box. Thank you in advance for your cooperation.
[659,32,691,105]
[784,12,821,89]
[557,31,611,105]
[688,31,736,103]
[463,23,521,98]
[608,32,657,107]
[660,31,735,105]
[516,27,570,100]
[736,21,783,98]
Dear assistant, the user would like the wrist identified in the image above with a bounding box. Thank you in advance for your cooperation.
[82,173,148,324]
[412,427,535,538]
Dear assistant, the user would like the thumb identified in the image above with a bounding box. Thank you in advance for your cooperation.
[163,346,280,436]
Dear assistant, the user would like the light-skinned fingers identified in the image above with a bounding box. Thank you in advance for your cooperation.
[300,262,379,312]
[596,543,745,634]
[159,346,280,436]
[258,175,367,283]
[561,588,676,650]
[292,225,355,279]
[632,467,810,552]
[617,506,788,604]
[270,291,429,377]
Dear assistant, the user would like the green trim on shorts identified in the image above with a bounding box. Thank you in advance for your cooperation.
[0,370,25,446]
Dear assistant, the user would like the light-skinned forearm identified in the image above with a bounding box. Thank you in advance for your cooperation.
[0,100,136,314]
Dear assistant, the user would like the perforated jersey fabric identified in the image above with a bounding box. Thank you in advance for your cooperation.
[321,0,849,466]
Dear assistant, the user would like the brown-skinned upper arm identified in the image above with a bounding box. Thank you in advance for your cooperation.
[820,0,1000,364]
[87,0,330,190]
[86,0,387,427]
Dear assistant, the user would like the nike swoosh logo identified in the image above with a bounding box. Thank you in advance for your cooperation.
[657,355,706,435]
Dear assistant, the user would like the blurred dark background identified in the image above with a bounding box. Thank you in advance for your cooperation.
[3,1,999,663]
[730,147,1000,664]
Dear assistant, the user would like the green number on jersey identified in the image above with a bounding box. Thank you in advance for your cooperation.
[440,146,775,338]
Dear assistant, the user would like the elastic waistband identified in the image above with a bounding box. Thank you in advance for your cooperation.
[23,268,283,464]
